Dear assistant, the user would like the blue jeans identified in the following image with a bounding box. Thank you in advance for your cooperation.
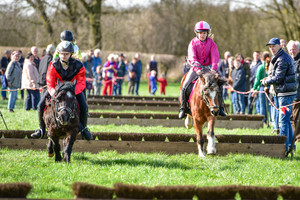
[8,87,18,110]
[26,89,40,110]
[235,93,245,114]
[278,95,295,151]
[258,87,267,123]
[231,92,236,113]
[222,87,228,100]
[256,97,260,114]
[1,75,7,99]
[271,95,279,130]
[113,79,123,95]
[135,76,141,95]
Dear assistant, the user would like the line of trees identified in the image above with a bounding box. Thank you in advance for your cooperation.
[0,0,299,58]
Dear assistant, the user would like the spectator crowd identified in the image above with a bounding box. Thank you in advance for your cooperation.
[217,38,300,151]
[0,39,169,112]
[0,30,299,153]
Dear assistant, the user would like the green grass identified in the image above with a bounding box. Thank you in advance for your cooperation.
[0,82,299,199]
[0,149,299,199]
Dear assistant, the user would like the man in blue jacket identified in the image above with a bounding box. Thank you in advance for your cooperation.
[262,38,297,152]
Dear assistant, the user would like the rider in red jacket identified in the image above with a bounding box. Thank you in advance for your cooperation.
[31,41,93,140]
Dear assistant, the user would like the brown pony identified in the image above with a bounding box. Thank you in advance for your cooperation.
[44,80,80,163]
[180,68,224,157]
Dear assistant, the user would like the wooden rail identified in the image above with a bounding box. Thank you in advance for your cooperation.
[88,113,265,129]
[0,139,286,158]
[87,95,178,101]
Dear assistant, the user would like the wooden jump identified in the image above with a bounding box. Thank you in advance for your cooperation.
[87,95,178,101]
[0,138,286,159]
[87,99,180,111]
[87,98,230,112]
[0,131,287,158]
[88,112,264,129]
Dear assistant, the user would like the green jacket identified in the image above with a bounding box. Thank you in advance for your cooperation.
[253,62,266,91]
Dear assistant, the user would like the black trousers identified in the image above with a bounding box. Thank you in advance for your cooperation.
[37,90,88,131]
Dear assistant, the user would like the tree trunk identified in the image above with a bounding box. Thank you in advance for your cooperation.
[79,0,102,49]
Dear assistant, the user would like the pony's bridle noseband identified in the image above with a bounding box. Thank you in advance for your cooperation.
[56,106,75,119]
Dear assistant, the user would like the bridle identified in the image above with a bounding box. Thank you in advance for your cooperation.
[51,91,76,125]
[199,79,219,111]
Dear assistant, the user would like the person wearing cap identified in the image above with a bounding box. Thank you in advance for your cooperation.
[261,37,297,152]
[5,51,22,112]
[286,40,300,143]
[178,21,226,119]
[31,41,93,141]
[38,44,55,93]
[0,49,11,100]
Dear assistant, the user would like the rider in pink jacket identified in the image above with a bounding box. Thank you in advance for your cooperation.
[179,21,226,119]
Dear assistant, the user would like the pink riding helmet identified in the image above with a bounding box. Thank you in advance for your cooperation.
[194,21,211,33]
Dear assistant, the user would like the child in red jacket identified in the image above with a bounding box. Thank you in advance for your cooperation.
[157,73,168,95]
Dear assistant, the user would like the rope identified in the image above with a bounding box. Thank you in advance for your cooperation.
[225,84,300,113]
[1,85,47,92]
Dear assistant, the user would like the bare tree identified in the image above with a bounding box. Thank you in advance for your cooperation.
[78,0,102,49]
[59,0,81,36]
[24,0,55,42]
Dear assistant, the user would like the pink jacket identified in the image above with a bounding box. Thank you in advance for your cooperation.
[21,59,39,89]
[188,37,220,71]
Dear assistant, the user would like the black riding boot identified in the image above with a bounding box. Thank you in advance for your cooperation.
[31,92,47,139]
[179,69,197,119]
[31,109,46,138]
[179,87,187,119]
[77,92,93,140]
[218,86,227,117]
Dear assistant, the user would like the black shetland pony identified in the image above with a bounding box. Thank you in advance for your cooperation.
[44,80,79,163]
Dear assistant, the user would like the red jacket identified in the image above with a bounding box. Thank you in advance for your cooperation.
[46,57,86,96]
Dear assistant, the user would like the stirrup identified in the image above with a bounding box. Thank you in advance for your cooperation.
[81,127,93,141]
[31,128,44,139]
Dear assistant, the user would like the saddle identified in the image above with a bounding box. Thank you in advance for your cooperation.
[184,76,199,116]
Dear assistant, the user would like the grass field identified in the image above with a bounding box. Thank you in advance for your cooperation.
[0,82,299,199]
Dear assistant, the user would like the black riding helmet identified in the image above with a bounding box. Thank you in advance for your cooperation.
[60,30,74,42]
[57,41,74,53]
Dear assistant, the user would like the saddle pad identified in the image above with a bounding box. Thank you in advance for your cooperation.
[188,79,199,103]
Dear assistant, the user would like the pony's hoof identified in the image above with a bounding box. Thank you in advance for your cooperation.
[207,148,216,155]
[207,151,216,155]
[48,153,54,157]
[198,153,206,158]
